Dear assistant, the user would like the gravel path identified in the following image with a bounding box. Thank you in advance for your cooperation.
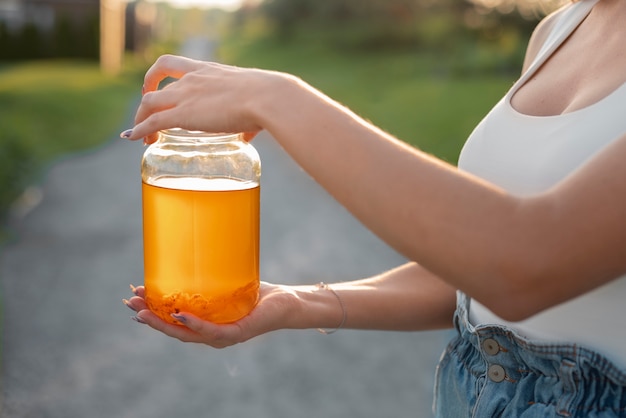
[0,37,452,418]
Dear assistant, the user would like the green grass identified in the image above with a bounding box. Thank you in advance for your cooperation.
[0,60,142,165]
[0,60,144,228]
[0,36,518,225]
[218,34,516,164]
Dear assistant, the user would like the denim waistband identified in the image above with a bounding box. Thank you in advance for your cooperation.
[437,292,626,417]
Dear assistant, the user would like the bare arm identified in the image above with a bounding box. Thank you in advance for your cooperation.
[125,53,626,322]
[126,262,457,347]
[294,263,457,332]
[251,78,626,321]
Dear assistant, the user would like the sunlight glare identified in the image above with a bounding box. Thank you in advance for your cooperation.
[148,0,244,11]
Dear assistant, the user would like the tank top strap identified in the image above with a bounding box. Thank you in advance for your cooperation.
[512,0,599,94]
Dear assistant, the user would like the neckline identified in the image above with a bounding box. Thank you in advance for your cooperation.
[506,0,608,119]
[507,81,626,120]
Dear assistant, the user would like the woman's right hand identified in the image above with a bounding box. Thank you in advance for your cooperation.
[121,54,292,145]
[123,282,302,348]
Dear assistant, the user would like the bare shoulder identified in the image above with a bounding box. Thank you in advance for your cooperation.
[521,3,572,73]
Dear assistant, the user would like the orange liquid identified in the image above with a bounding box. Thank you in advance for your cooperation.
[142,177,260,324]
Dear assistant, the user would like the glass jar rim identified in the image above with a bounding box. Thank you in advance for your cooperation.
[160,128,242,140]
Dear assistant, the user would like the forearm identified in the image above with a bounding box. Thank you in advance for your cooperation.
[288,262,457,332]
[252,75,518,298]
[129,56,626,322]
[130,58,514,297]
[252,76,626,322]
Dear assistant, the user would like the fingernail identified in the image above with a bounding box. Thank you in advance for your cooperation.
[120,129,133,139]
[141,84,146,95]
[171,313,187,324]
[132,316,147,324]
[122,299,136,312]
[129,284,138,295]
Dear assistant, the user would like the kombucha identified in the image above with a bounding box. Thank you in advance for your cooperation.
[142,177,260,324]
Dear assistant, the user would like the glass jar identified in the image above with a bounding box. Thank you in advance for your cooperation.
[141,129,261,324]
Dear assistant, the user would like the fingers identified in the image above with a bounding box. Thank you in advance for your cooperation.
[125,298,208,344]
[136,310,202,342]
[120,54,266,145]
[122,55,203,143]
[134,90,174,125]
[143,54,203,94]
[121,87,181,143]
[126,103,179,144]
[130,284,144,297]
[173,313,245,348]
[123,295,147,312]
[136,310,241,348]
[123,284,244,348]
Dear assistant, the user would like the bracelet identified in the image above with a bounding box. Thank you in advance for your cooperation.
[315,282,347,335]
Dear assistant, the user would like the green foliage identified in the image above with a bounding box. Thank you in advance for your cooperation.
[259,0,418,46]
[248,0,543,57]
[0,132,35,221]
[219,32,515,164]
[232,0,546,76]
[0,61,143,224]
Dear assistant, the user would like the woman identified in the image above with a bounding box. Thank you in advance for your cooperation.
[121,0,626,415]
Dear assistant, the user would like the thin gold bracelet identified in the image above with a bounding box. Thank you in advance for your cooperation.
[315,282,347,335]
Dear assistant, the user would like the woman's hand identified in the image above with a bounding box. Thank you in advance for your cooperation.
[121,54,289,145]
[123,282,301,348]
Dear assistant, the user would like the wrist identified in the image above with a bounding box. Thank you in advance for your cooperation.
[291,282,347,332]
[244,71,312,136]
[314,282,347,334]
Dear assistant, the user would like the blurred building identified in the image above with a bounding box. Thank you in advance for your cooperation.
[0,0,100,61]
[0,0,99,33]
[0,0,156,74]
[125,0,157,59]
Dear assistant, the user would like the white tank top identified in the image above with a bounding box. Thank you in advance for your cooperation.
[459,0,626,369]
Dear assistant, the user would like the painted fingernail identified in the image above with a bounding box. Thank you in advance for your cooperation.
[129,284,138,295]
[171,313,187,324]
[132,316,147,324]
[120,129,133,139]
[122,299,136,312]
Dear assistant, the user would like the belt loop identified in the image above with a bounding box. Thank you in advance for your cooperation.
[556,358,580,417]
[453,291,470,333]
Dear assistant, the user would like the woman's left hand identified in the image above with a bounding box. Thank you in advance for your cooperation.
[123,282,301,348]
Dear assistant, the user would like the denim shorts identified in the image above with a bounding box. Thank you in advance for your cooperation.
[433,292,626,417]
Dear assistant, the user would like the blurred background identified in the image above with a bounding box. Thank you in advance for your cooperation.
[0,0,564,219]
[0,0,565,417]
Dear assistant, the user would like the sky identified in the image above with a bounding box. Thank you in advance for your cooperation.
[154,0,244,10]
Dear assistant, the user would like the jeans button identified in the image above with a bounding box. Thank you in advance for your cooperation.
[488,364,506,383]
[482,338,500,355]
